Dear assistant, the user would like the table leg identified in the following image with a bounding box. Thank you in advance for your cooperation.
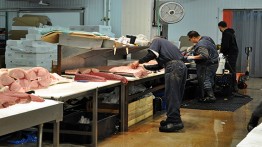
[53,121,60,147]
[92,88,98,147]
[124,84,129,131]
[120,83,126,132]
[37,124,43,147]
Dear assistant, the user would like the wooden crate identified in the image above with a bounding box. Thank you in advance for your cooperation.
[128,95,153,127]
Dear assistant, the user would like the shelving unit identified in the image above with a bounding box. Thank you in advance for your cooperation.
[34,81,125,146]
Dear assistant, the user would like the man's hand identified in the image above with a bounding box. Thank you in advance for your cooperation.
[186,56,194,60]
[130,61,139,69]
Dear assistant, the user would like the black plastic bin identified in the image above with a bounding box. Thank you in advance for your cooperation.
[44,111,119,144]
[214,74,233,96]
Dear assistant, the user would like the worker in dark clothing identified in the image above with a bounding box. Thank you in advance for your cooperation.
[218,21,239,92]
[247,101,262,132]
[187,31,219,103]
[130,38,187,132]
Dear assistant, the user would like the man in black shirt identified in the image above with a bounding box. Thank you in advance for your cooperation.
[187,31,219,103]
[218,21,239,92]
[130,38,187,132]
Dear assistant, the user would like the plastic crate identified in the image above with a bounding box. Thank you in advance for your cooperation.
[44,111,119,144]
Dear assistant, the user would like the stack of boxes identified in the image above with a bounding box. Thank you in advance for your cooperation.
[69,25,115,38]
[128,95,154,127]
[5,28,58,71]
[9,15,52,40]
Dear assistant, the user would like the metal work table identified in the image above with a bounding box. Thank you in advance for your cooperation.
[34,80,124,147]
[0,100,63,147]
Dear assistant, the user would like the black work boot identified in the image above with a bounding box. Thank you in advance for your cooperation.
[247,115,260,132]
[159,122,184,132]
[198,88,216,103]
[160,118,182,126]
[160,120,167,126]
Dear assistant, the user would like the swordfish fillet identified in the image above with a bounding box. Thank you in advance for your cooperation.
[8,68,28,80]
[88,72,128,84]
[74,74,106,82]
[0,94,20,108]
[109,66,150,78]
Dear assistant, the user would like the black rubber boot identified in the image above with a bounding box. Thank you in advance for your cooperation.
[247,115,260,132]
[198,88,216,103]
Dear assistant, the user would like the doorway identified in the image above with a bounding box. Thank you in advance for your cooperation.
[223,9,262,77]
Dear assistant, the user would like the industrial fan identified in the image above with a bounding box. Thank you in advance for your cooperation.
[155,0,185,38]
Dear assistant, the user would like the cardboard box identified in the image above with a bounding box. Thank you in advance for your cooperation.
[7,45,57,54]
[6,40,23,46]
[12,15,51,27]
[26,34,42,40]
[69,25,115,38]
[5,50,57,61]
[22,14,52,25]
[22,40,58,48]
[9,15,52,40]
[41,31,60,43]
[8,30,28,40]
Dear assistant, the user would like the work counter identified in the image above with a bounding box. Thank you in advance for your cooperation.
[34,80,121,101]
[34,80,124,147]
[237,123,262,147]
[0,100,63,147]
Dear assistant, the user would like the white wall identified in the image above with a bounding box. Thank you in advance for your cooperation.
[19,12,82,27]
[109,0,122,37]
[121,0,157,40]
[2,0,262,41]
[0,0,122,37]
[168,0,262,44]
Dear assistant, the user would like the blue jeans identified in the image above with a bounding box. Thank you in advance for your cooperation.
[165,60,187,123]
[196,63,218,98]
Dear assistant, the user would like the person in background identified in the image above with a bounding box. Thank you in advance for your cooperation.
[130,37,187,132]
[218,21,239,92]
[247,101,262,132]
[187,31,219,103]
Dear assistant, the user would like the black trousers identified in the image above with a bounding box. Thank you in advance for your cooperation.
[226,54,238,87]
[225,54,238,73]
[165,60,187,123]
[196,63,218,98]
